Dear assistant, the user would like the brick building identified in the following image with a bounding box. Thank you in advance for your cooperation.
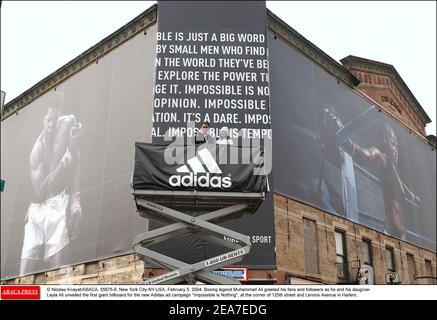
[1,4,435,285]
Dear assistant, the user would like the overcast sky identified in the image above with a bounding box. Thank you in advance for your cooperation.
[1,1,435,135]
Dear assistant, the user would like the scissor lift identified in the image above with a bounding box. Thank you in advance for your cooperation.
[132,189,265,285]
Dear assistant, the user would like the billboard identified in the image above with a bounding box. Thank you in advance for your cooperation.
[133,143,267,193]
[268,32,436,251]
[143,0,276,268]
[1,27,157,279]
[1,2,276,280]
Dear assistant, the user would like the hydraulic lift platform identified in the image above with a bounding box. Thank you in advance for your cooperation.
[131,142,268,285]
[132,189,265,285]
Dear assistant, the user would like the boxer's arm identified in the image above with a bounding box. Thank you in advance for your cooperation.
[30,141,74,201]
[61,115,82,158]
[345,141,386,167]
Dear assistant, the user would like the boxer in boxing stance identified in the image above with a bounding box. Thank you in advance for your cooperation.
[20,92,82,275]
[344,123,419,239]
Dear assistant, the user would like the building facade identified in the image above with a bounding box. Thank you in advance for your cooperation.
[1,4,435,285]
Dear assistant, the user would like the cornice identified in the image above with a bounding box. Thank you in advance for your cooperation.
[341,55,431,125]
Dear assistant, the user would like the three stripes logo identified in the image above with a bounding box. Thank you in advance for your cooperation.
[169,148,232,188]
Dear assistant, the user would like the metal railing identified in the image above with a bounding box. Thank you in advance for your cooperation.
[336,259,361,284]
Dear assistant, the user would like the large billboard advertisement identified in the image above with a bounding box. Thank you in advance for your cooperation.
[269,33,436,251]
[1,28,157,280]
[144,0,276,268]
[1,2,276,281]
[141,1,276,269]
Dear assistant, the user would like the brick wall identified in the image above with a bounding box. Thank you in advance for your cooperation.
[274,194,437,285]
[2,254,144,285]
[4,194,435,285]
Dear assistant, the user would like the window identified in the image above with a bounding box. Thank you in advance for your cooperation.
[425,260,434,285]
[406,254,416,284]
[362,239,373,266]
[303,218,319,275]
[386,247,396,272]
[335,230,348,279]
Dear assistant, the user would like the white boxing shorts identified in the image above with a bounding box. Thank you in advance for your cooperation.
[21,190,70,260]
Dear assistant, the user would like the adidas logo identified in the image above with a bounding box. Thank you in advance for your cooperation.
[169,148,232,189]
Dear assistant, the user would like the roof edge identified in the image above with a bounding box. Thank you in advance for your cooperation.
[267,9,361,89]
[341,55,432,124]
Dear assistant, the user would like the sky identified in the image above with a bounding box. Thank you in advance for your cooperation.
[1,1,436,135]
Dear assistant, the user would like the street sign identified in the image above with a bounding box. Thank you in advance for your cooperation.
[212,267,248,282]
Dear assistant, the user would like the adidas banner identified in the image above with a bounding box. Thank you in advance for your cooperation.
[133,142,268,193]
